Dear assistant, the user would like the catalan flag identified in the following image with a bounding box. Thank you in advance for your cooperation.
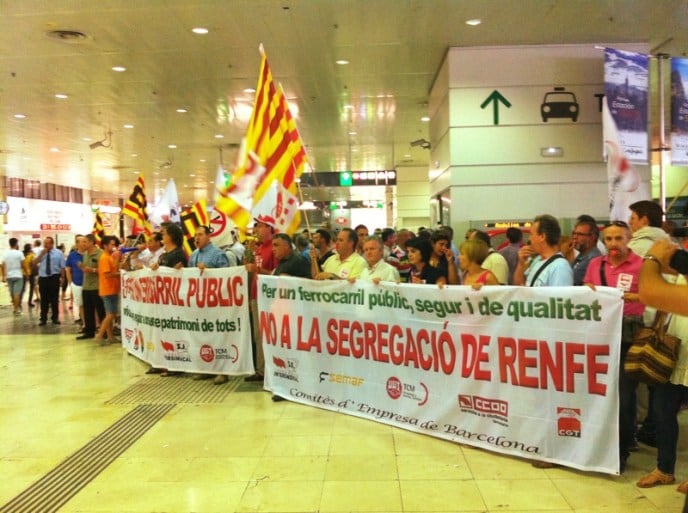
[215,45,307,234]
[92,209,105,248]
[180,199,210,257]
[122,176,152,236]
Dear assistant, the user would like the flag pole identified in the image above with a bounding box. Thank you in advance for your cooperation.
[666,180,688,214]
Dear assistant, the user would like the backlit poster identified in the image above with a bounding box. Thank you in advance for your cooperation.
[671,57,688,165]
[604,48,649,163]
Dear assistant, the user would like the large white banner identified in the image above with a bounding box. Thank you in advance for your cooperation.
[121,267,253,375]
[259,277,624,474]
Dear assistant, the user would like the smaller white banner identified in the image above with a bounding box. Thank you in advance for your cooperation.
[121,267,253,375]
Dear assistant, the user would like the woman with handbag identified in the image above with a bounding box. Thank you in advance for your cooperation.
[637,245,688,493]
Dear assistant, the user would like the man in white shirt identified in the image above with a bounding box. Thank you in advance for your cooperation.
[314,228,366,280]
[2,237,26,315]
[357,237,400,284]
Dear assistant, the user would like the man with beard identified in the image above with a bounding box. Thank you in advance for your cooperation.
[571,218,602,285]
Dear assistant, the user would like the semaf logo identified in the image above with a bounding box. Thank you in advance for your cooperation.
[557,407,581,438]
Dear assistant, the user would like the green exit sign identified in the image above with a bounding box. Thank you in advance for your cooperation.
[339,171,353,187]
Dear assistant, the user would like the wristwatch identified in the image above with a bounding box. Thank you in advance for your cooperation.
[643,255,661,265]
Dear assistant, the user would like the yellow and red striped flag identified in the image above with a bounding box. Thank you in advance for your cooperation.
[92,209,105,247]
[215,46,307,234]
[122,176,152,237]
[180,199,210,257]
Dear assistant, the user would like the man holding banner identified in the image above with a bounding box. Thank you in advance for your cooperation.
[189,225,231,384]
[244,216,278,382]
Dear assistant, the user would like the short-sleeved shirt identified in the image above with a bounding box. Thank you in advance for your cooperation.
[251,240,277,299]
[572,247,602,286]
[524,254,573,287]
[65,250,84,286]
[360,259,400,283]
[322,252,367,280]
[583,251,644,316]
[82,248,103,291]
[482,251,509,285]
[159,247,187,268]
[98,252,121,297]
[38,248,65,278]
[408,264,445,285]
[274,252,311,278]
[189,243,229,268]
[2,249,24,279]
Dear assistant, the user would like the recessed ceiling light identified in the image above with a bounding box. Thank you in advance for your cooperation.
[348,131,357,136]
[192,27,209,34]
[13,114,26,119]
[111,66,126,72]
[55,93,68,99]
[465,18,482,26]
[199,159,206,162]
[243,88,256,93]
[421,116,430,122]
[168,144,177,149]
[214,134,224,139]
[189,174,196,177]
[176,108,187,113]
[131,153,138,157]
[50,147,59,152]
[336,59,350,65]
[123,124,134,129]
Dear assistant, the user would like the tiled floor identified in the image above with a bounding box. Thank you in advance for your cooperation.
[1,302,688,512]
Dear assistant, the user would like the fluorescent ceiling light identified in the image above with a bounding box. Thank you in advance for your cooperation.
[192,27,209,34]
[111,66,126,72]
[465,19,482,26]
[541,146,564,157]
[336,59,350,65]
[55,93,68,99]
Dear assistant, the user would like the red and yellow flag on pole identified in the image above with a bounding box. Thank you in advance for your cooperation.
[180,199,210,257]
[122,175,153,237]
[92,209,105,247]
[215,46,307,234]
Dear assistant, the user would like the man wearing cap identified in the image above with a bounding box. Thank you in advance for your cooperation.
[245,215,278,382]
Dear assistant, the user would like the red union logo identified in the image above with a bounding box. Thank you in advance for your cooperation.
[386,376,402,399]
[557,407,581,438]
[458,394,474,408]
[474,397,508,416]
[199,344,214,363]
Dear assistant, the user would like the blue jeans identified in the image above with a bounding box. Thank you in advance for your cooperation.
[653,381,688,474]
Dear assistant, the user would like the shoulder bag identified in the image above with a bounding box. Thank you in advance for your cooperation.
[624,311,681,385]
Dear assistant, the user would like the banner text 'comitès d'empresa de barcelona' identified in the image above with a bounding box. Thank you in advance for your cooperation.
[258,276,624,474]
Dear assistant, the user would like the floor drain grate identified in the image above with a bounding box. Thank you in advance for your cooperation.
[0,403,175,513]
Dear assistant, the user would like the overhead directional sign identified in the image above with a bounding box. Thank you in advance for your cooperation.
[480,90,512,125]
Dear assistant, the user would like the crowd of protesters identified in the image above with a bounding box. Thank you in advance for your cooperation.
[2,200,688,495]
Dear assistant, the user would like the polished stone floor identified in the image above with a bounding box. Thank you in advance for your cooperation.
[1,300,687,512]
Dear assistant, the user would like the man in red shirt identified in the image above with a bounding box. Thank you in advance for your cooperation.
[583,220,644,473]
[245,215,277,382]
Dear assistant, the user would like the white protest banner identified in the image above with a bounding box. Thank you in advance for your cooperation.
[121,267,253,375]
[258,277,623,474]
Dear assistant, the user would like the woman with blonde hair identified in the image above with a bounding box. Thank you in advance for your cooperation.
[459,239,499,288]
